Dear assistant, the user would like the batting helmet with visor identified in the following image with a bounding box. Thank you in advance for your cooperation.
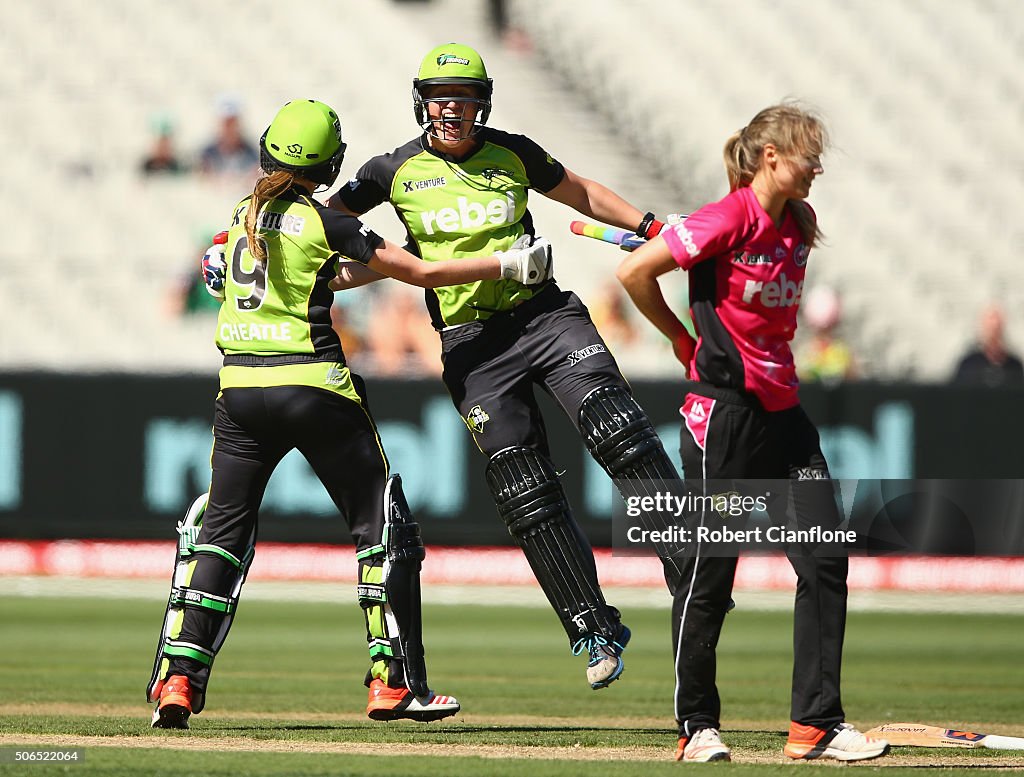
[259,99,347,187]
[412,43,493,138]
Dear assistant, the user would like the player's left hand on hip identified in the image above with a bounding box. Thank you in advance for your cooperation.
[498,236,553,285]
[672,332,695,375]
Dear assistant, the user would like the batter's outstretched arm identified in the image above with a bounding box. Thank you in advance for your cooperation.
[363,238,552,290]
[544,168,646,233]
[368,240,497,288]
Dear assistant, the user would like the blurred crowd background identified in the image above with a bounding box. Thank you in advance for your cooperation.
[2,0,1021,386]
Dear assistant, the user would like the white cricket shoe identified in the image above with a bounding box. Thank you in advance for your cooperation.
[675,727,732,762]
[784,721,890,761]
[365,678,460,722]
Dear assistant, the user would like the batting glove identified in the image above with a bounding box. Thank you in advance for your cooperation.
[202,230,229,301]
[497,235,553,286]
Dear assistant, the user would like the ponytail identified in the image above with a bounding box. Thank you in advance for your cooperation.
[722,129,750,193]
[244,170,296,262]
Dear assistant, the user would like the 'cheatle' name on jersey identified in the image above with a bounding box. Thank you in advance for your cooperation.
[219,322,293,342]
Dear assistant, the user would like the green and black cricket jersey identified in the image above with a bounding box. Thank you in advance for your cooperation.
[169,187,401,697]
[332,128,566,328]
[217,186,382,392]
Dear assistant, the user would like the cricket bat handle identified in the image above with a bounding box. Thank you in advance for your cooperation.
[982,734,1024,750]
[568,221,646,252]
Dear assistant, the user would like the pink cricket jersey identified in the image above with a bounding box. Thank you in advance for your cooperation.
[662,187,813,412]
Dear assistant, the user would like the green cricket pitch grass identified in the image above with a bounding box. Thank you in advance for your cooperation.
[2,585,1023,775]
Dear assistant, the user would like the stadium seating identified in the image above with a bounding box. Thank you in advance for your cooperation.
[507,0,1024,380]
[1,0,1020,379]
[0,0,686,376]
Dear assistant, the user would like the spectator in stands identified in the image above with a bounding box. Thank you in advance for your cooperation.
[363,285,440,376]
[140,114,186,176]
[796,285,857,384]
[952,304,1023,386]
[329,289,367,363]
[617,103,888,763]
[588,280,639,354]
[164,230,223,317]
[197,94,259,180]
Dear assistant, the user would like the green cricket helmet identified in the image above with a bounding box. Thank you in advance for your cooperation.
[412,43,493,138]
[259,100,347,186]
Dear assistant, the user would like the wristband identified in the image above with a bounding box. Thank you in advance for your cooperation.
[636,212,665,240]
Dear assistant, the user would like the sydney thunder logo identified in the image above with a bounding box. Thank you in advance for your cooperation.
[465,405,490,434]
[437,54,471,66]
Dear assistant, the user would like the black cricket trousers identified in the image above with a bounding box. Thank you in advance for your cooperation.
[669,384,848,738]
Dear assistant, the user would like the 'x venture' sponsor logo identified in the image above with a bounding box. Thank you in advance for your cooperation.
[732,251,775,265]
[795,467,830,480]
[402,176,447,193]
[567,344,607,366]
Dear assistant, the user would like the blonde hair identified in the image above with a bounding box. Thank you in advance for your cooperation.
[244,169,296,262]
[723,103,828,246]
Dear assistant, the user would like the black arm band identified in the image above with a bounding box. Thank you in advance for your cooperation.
[636,212,664,239]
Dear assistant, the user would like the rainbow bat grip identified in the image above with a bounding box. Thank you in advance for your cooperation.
[569,220,633,244]
[569,221,646,251]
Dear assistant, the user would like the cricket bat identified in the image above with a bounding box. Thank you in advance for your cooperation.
[865,723,1024,750]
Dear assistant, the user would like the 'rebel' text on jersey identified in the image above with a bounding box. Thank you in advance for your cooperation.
[662,187,815,411]
[332,128,565,329]
[217,187,382,358]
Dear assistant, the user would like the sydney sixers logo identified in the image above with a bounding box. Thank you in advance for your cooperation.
[794,244,809,267]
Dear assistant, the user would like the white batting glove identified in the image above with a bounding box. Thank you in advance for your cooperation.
[497,235,553,286]
[202,231,229,301]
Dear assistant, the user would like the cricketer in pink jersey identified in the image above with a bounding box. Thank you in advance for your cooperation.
[615,104,889,764]
[663,186,812,412]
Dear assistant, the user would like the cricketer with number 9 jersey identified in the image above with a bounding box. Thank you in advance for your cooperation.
[216,191,380,360]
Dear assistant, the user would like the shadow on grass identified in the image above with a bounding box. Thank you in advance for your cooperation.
[206,723,675,737]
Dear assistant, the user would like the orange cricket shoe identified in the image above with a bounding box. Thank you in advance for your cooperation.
[784,721,889,761]
[366,678,460,722]
[151,674,193,729]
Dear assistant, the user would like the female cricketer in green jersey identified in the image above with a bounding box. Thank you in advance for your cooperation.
[147,99,553,729]
[328,44,685,690]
